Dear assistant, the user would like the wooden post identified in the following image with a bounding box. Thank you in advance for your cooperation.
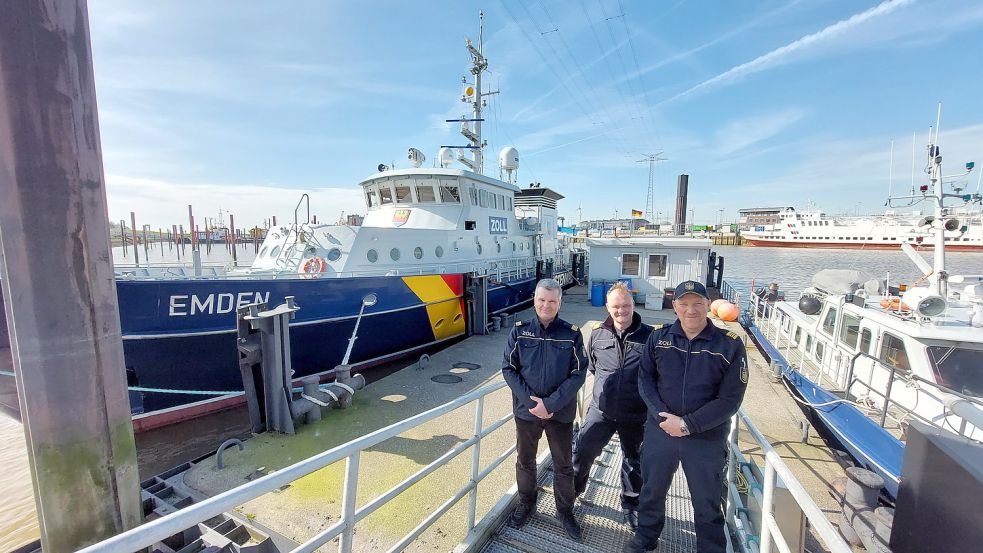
[0,2,142,550]
[120,219,128,256]
[230,213,238,265]
[171,224,179,256]
[130,211,139,266]
[187,205,196,252]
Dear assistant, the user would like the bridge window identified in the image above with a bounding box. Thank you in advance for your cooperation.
[621,253,640,277]
[469,187,478,205]
[927,346,983,396]
[859,328,872,354]
[416,185,436,203]
[479,189,489,207]
[379,187,393,205]
[821,307,837,335]
[440,185,461,203]
[879,333,910,372]
[365,189,378,208]
[395,185,412,204]
[839,313,862,349]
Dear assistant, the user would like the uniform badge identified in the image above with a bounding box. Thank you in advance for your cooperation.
[740,358,749,384]
[571,324,579,332]
[684,282,695,291]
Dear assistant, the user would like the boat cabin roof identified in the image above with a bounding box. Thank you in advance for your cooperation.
[359,167,521,193]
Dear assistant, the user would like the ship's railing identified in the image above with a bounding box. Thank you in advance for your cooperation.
[78,381,519,553]
[727,411,852,553]
[744,291,982,441]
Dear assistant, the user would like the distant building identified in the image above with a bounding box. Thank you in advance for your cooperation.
[577,217,653,234]
[737,207,792,230]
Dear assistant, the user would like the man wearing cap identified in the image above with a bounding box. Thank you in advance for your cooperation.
[624,280,748,553]
[503,278,589,541]
[573,282,653,530]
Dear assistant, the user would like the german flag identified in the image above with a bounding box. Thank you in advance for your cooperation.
[631,209,643,217]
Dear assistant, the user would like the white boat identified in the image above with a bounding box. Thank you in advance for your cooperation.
[732,130,983,498]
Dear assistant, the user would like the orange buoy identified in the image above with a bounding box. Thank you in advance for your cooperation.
[717,302,740,322]
[710,298,728,315]
[879,297,909,310]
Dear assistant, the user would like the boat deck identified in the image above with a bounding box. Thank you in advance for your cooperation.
[481,438,696,553]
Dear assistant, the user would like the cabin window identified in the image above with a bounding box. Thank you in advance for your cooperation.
[879,333,910,372]
[379,187,394,205]
[927,346,983,396]
[327,248,342,261]
[815,341,825,362]
[793,326,802,344]
[469,188,478,205]
[805,334,813,354]
[365,189,378,208]
[465,220,476,230]
[508,197,513,211]
[647,254,668,278]
[839,314,862,349]
[390,248,401,261]
[416,185,436,203]
[621,253,640,277]
[479,189,489,208]
[441,185,461,203]
[859,329,872,354]
[271,245,281,257]
[476,243,483,255]
[435,245,444,258]
[395,186,412,204]
[821,307,837,336]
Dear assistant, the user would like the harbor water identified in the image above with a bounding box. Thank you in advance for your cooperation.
[1,243,980,549]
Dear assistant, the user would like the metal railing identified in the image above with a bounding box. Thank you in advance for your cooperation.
[726,411,852,553]
[78,381,517,553]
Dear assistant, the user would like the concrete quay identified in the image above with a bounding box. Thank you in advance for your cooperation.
[179,286,849,552]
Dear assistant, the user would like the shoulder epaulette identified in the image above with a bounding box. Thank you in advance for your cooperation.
[652,324,665,330]
[591,321,602,330]
[570,324,579,332]
[726,330,740,339]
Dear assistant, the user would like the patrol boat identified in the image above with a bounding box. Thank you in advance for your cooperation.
[733,131,983,498]
[0,16,579,427]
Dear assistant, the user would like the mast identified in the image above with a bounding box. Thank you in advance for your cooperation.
[450,12,497,175]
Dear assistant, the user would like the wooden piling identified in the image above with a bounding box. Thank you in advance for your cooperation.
[130,211,139,266]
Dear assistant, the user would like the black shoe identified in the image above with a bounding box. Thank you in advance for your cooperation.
[510,502,534,527]
[623,534,656,553]
[623,508,639,530]
[557,510,583,541]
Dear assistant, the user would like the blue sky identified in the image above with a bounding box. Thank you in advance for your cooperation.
[89,0,983,229]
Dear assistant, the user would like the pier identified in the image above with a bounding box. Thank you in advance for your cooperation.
[62,288,851,553]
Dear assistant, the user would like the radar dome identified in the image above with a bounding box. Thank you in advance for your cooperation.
[438,147,455,168]
[499,147,519,183]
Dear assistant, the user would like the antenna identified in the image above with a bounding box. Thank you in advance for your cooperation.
[637,152,666,220]
[887,140,894,200]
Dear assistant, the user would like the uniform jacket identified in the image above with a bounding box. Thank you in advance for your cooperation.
[639,320,748,437]
[502,315,588,423]
[587,312,654,422]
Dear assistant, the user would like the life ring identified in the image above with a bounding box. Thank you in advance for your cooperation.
[879,297,909,310]
[301,256,326,276]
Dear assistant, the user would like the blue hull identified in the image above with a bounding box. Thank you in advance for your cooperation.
[746,322,903,498]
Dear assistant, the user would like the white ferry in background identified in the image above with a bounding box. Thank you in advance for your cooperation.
[742,167,983,251]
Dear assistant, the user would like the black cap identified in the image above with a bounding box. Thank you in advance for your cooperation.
[673,280,709,301]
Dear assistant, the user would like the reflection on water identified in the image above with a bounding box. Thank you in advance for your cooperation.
[1,244,980,549]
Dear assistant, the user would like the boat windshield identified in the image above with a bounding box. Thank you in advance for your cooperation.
[926,346,983,398]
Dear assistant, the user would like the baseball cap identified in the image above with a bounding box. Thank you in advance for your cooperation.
[673,280,709,300]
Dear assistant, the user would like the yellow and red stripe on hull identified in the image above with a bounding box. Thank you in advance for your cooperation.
[401,275,466,340]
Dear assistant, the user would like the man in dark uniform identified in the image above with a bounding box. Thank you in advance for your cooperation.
[503,278,589,541]
[572,282,653,529]
[625,280,748,553]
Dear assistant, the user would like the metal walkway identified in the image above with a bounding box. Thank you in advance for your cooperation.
[481,440,696,553]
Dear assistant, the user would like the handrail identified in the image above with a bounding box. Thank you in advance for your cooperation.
[78,381,512,553]
[294,193,310,227]
[727,411,853,553]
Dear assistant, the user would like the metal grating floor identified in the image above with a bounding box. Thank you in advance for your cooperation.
[480,439,697,553]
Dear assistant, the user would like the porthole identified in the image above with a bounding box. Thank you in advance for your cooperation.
[414,246,423,259]
[271,245,281,257]
[260,246,269,257]
[327,248,342,261]
[305,246,317,255]
[367,249,378,263]
[435,246,444,258]
[390,248,400,261]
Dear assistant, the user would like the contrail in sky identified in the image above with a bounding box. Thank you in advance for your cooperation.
[661,0,916,105]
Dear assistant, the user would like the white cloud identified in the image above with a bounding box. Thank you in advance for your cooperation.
[105,174,365,229]
[713,108,808,156]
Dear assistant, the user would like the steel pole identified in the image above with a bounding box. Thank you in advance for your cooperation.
[0,2,142,551]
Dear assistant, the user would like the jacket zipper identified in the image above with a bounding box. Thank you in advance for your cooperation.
[682,337,692,412]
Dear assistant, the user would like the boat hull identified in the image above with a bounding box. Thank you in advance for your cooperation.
[743,238,983,251]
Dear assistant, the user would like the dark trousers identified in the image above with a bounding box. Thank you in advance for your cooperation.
[572,406,644,508]
[635,420,728,553]
[515,416,576,513]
